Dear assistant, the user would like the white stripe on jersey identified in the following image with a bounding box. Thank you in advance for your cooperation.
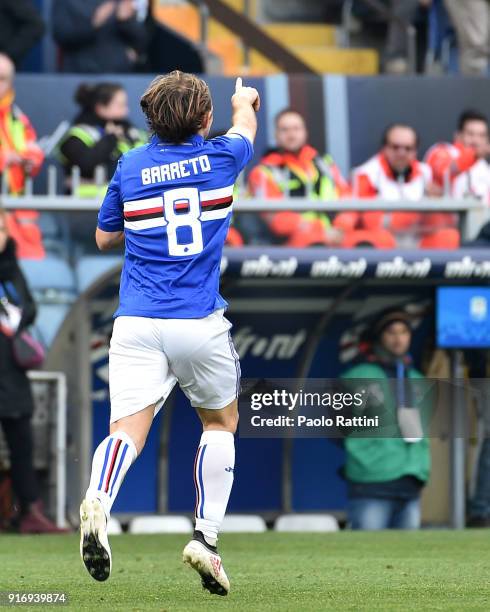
[124,217,167,231]
[200,185,234,202]
[123,197,163,212]
[200,207,233,221]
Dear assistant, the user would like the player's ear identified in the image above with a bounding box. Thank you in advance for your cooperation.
[203,109,213,132]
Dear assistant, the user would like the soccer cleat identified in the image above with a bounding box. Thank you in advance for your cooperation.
[79,498,112,582]
[182,531,230,596]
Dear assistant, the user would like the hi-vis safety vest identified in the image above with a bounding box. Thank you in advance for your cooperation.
[0,106,43,195]
[4,112,26,194]
[248,148,350,232]
[0,103,45,257]
[58,123,147,197]
[257,154,340,199]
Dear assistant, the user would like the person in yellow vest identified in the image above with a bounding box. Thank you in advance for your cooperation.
[247,108,349,247]
[0,53,45,259]
[59,82,146,197]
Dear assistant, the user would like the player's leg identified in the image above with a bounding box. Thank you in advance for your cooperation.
[193,401,238,545]
[80,405,154,581]
[84,404,154,517]
[166,309,240,596]
[80,316,177,582]
[183,400,238,596]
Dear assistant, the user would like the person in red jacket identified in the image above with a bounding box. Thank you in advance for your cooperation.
[337,124,459,249]
[0,53,45,259]
[425,109,490,204]
[247,108,350,247]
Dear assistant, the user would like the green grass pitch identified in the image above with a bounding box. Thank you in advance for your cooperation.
[1,531,489,611]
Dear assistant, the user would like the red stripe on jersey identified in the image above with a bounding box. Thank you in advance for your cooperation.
[201,196,233,208]
[104,438,122,493]
[175,201,190,210]
[124,206,164,218]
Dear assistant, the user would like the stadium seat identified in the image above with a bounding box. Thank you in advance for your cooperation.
[107,517,123,535]
[32,303,70,347]
[220,514,267,533]
[38,212,69,259]
[274,514,339,533]
[76,255,122,293]
[128,516,193,534]
[38,213,59,240]
[19,256,76,298]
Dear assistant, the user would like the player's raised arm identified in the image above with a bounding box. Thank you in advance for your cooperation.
[228,77,260,144]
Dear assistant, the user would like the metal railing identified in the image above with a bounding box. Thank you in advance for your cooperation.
[2,163,489,241]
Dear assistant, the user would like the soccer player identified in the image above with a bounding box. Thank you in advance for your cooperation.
[79,71,260,596]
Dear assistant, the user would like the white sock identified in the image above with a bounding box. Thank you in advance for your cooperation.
[194,430,235,545]
[85,431,137,519]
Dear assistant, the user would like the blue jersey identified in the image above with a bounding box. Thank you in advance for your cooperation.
[98,132,253,319]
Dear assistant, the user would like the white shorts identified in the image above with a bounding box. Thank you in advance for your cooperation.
[108,309,240,423]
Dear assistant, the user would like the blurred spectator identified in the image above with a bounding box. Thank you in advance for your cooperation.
[59,82,146,196]
[444,0,490,76]
[0,209,66,533]
[52,0,148,73]
[343,123,459,248]
[247,108,350,247]
[0,53,44,259]
[466,220,490,247]
[465,354,490,527]
[352,0,431,74]
[384,0,423,74]
[425,110,490,203]
[341,309,432,530]
[0,54,44,194]
[0,0,45,68]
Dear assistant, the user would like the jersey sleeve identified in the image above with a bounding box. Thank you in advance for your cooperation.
[97,160,124,232]
[215,133,254,173]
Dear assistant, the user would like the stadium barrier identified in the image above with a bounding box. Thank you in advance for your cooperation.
[2,165,489,243]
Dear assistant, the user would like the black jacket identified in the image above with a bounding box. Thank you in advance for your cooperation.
[59,111,144,181]
[0,239,36,418]
[52,0,147,73]
[0,0,45,66]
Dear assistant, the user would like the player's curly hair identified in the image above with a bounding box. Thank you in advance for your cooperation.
[140,71,212,144]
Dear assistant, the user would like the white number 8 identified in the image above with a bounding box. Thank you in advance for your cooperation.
[163,187,203,256]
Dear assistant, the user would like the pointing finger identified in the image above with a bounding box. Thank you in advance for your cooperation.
[235,77,243,92]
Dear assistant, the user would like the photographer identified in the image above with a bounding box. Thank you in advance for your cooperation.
[0,209,65,533]
[59,82,146,197]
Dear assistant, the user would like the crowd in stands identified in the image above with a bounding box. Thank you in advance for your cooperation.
[0,0,489,76]
[2,48,490,259]
[52,0,149,74]
[238,107,490,250]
